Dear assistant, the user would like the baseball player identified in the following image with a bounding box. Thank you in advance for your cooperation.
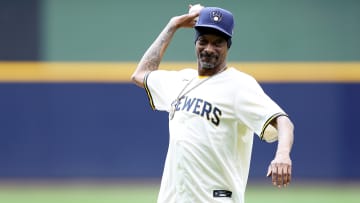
[131,5,294,203]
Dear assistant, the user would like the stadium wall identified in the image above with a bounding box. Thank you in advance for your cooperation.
[0,62,359,180]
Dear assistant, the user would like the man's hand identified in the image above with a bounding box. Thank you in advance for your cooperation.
[266,116,294,188]
[266,153,292,188]
[169,11,200,29]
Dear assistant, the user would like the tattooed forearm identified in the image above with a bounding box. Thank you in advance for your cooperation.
[140,24,177,71]
[131,19,179,87]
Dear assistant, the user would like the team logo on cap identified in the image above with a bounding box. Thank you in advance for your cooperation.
[210,10,223,22]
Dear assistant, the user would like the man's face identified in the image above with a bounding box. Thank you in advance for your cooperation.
[195,34,228,70]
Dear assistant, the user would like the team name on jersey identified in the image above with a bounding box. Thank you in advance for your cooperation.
[175,96,222,126]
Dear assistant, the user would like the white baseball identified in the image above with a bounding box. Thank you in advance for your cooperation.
[189,4,204,21]
[189,4,204,14]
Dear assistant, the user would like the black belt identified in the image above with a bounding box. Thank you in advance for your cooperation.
[213,190,232,198]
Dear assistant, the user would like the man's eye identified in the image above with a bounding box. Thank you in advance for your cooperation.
[215,42,223,47]
[215,40,225,47]
[198,40,207,45]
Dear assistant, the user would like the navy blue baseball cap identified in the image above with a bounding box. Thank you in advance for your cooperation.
[194,7,234,48]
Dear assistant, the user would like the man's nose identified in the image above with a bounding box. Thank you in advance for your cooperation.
[203,44,215,53]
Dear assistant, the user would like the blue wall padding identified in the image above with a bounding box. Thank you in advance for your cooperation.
[0,83,359,179]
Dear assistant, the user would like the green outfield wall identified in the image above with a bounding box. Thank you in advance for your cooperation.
[41,0,360,61]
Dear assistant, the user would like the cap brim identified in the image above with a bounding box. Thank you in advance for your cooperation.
[195,25,232,39]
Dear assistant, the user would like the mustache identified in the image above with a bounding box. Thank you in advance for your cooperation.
[200,52,218,59]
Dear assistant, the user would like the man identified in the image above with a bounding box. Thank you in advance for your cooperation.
[131,5,294,203]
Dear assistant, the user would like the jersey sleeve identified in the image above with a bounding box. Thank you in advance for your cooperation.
[234,74,286,142]
[144,70,177,111]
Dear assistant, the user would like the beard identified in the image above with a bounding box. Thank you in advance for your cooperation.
[199,52,218,69]
[200,61,215,69]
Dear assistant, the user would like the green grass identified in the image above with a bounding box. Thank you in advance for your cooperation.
[0,183,159,203]
[246,183,360,203]
[0,181,359,203]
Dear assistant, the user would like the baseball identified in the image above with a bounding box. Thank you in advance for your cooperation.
[189,4,204,14]
[189,4,204,21]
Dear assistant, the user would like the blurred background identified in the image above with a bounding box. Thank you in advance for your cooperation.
[0,0,359,202]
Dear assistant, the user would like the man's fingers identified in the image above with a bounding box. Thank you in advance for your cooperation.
[282,164,292,187]
[266,165,272,177]
[283,164,292,187]
[277,167,283,187]
[271,164,277,186]
[268,163,292,188]
[282,167,288,186]
[287,165,292,185]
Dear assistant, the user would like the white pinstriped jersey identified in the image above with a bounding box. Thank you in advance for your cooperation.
[144,67,286,203]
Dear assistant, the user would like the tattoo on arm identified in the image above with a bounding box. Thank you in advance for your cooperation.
[139,25,176,72]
